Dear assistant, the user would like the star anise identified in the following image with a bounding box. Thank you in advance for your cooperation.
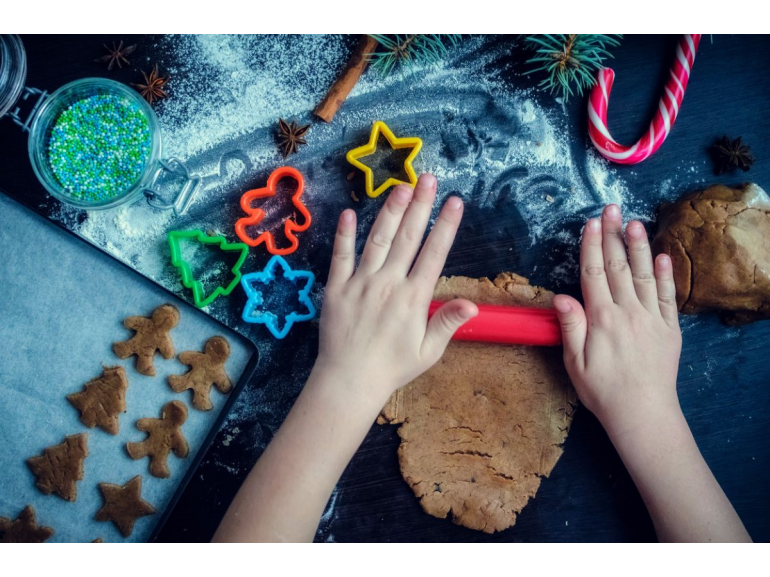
[95,41,136,71]
[710,135,755,175]
[277,118,310,158]
[132,65,170,105]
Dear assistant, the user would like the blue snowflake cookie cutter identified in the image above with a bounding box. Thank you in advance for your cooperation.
[240,255,316,339]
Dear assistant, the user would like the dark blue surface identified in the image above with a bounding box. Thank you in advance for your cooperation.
[1,34,768,542]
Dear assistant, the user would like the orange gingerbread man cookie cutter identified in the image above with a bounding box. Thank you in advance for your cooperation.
[235,166,312,255]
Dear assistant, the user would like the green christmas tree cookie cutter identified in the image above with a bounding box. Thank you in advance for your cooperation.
[168,230,249,308]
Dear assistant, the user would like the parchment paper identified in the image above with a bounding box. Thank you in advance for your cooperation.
[0,193,254,542]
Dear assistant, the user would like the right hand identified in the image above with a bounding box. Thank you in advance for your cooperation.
[552,205,683,439]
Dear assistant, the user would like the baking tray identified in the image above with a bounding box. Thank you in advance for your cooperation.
[0,192,259,542]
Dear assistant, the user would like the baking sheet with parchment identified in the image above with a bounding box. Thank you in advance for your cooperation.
[0,193,255,542]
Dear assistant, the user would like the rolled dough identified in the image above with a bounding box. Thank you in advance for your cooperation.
[379,273,576,533]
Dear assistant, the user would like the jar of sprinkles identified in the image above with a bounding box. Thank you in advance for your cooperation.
[1,35,201,215]
[29,78,160,209]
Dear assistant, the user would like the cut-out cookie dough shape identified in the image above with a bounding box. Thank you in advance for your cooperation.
[67,366,128,435]
[26,433,89,502]
[168,336,232,411]
[0,505,54,543]
[126,401,189,478]
[113,304,179,376]
[378,273,577,534]
[95,476,155,538]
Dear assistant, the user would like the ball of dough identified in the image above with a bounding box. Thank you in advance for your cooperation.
[652,183,770,324]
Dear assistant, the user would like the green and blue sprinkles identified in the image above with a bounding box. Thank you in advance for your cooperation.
[47,94,152,203]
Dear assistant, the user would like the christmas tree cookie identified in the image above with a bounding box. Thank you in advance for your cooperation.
[67,366,128,435]
[26,433,88,502]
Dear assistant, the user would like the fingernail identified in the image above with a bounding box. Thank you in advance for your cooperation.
[447,196,463,210]
[554,298,571,313]
[394,186,412,202]
[459,303,478,320]
[605,204,620,218]
[420,173,437,190]
[658,255,671,267]
[341,210,354,223]
[587,218,601,232]
[626,222,643,238]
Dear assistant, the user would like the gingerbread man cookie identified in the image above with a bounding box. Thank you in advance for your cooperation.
[126,401,189,478]
[95,476,155,538]
[27,433,89,502]
[169,336,233,411]
[67,366,128,435]
[113,304,179,376]
[0,505,54,543]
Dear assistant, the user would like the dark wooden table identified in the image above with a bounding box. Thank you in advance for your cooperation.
[1,34,768,542]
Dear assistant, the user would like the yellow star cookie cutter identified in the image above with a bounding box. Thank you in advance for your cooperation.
[346,121,423,198]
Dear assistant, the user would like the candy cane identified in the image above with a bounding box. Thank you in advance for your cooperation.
[588,34,702,164]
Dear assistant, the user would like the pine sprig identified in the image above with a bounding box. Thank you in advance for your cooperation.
[525,34,622,101]
[368,34,462,76]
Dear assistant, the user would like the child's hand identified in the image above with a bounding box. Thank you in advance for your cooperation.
[553,205,682,439]
[314,174,478,405]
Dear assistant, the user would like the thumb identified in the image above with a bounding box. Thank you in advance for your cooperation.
[422,299,478,362]
[553,294,587,368]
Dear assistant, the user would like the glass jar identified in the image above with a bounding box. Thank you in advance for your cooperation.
[0,34,200,215]
[0,34,26,119]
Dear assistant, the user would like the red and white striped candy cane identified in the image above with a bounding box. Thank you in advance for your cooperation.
[588,34,702,164]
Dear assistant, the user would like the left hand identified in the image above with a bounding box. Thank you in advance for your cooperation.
[313,173,478,405]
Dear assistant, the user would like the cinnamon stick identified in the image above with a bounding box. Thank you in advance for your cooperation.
[313,35,379,123]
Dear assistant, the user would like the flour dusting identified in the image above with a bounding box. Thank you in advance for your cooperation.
[44,36,686,498]
[49,35,653,288]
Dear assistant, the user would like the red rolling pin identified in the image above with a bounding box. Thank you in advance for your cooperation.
[428,301,562,346]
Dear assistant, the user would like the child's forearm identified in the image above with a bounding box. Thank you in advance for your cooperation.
[212,367,388,542]
[213,176,473,542]
[608,407,752,543]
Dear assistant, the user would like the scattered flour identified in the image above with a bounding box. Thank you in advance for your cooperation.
[38,35,718,540]
[46,35,672,423]
[49,35,649,290]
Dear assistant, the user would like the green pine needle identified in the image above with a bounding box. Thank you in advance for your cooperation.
[525,34,622,101]
[368,34,462,76]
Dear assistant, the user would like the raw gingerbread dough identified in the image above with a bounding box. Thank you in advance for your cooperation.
[26,433,89,502]
[126,401,189,478]
[168,336,232,411]
[0,505,54,543]
[652,183,770,324]
[67,366,128,435]
[113,304,179,376]
[378,273,576,533]
[95,476,155,538]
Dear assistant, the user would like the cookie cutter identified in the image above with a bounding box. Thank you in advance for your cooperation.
[234,166,312,255]
[346,120,423,198]
[168,230,249,309]
[240,255,316,339]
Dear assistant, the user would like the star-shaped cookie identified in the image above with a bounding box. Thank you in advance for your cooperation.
[94,476,155,538]
[0,505,54,543]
